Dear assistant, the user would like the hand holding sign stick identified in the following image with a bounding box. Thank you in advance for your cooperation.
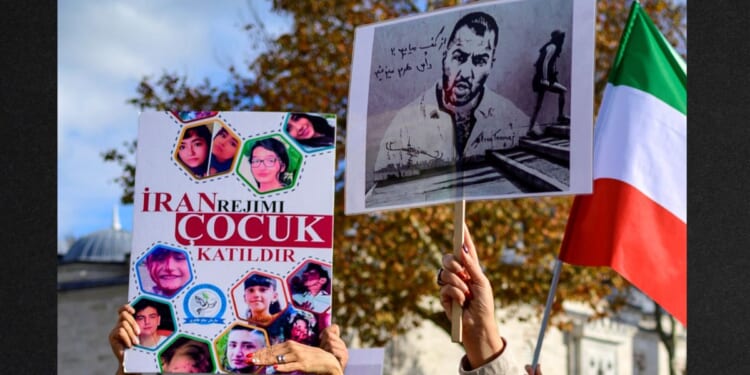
[435,200,467,343]
[439,209,509,370]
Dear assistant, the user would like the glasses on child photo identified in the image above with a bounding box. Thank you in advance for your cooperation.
[250,158,279,167]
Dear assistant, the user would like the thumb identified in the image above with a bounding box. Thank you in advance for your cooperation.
[327,324,340,336]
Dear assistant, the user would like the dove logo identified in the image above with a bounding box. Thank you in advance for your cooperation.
[183,284,226,325]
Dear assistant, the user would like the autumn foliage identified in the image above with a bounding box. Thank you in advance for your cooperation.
[105,0,686,346]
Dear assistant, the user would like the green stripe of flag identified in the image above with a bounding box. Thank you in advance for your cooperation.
[608,2,686,115]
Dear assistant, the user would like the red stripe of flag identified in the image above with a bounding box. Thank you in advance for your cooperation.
[560,178,686,324]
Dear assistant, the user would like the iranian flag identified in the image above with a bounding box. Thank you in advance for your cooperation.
[558,2,686,326]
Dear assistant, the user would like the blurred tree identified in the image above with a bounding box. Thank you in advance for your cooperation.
[104,0,686,346]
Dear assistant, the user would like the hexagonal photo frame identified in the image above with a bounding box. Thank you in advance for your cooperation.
[173,120,241,180]
[214,323,270,374]
[282,112,336,153]
[231,272,291,326]
[182,283,228,325]
[174,123,214,179]
[282,308,321,347]
[157,334,216,373]
[136,245,194,299]
[129,296,177,351]
[171,110,218,123]
[287,260,332,314]
[236,134,303,194]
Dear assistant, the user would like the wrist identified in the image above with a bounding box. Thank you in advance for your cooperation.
[326,352,345,375]
[329,364,344,375]
[463,332,505,370]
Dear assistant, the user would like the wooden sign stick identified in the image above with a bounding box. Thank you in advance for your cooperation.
[451,199,466,343]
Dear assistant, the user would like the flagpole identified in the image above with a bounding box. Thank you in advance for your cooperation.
[451,199,465,342]
[531,258,562,371]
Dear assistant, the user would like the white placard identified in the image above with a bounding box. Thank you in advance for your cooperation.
[125,111,337,374]
[346,0,595,214]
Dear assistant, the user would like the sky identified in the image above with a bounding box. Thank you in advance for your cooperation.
[57,0,291,250]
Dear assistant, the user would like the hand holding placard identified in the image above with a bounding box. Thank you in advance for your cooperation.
[439,222,506,370]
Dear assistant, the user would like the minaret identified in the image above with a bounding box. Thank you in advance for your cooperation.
[112,204,122,231]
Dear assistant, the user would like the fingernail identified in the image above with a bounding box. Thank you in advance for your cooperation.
[245,353,253,363]
[134,337,140,345]
[462,244,469,253]
[458,271,469,281]
[465,289,473,300]
[273,364,279,370]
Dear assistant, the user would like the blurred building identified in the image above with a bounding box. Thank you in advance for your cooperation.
[57,207,132,374]
[382,299,686,375]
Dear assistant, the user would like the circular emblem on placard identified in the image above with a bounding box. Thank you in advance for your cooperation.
[183,284,226,324]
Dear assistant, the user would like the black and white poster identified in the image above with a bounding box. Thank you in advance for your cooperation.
[346,0,595,214]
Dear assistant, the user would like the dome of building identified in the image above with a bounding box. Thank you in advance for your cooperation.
[58,238,72,256]
[61,206,132,263]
